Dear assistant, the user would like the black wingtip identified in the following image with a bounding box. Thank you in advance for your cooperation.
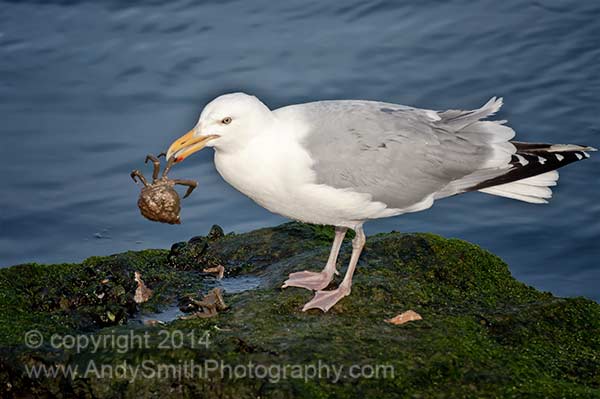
[467,141,592,192]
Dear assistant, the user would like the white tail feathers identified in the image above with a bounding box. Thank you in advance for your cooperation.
[478,171,559,204]
[545,144,597,153]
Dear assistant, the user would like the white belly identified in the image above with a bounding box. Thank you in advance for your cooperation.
[213,136,394,227]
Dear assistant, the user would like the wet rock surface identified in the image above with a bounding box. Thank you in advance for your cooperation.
[0,222,598,398]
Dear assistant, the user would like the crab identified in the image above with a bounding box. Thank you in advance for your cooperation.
[130,154,198,224]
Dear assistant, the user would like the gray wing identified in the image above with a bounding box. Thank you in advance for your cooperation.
[294,98,514,209]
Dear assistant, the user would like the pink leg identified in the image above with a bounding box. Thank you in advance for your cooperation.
[302,225,366,312]
[282,227,348,291]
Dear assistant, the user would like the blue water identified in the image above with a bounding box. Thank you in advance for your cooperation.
[1,0,598,301]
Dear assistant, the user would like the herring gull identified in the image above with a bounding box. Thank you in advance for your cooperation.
[166,93,596,312]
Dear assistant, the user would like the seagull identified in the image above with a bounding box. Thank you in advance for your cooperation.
[166,93,596,312]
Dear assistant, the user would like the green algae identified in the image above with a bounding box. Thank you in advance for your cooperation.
[0,222,598,398]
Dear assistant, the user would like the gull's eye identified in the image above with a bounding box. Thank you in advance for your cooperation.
[221,117,232,125]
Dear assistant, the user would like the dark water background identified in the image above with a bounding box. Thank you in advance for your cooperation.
[1,0,598,301]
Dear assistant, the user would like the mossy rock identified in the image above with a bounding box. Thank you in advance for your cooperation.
[0,222,598,398]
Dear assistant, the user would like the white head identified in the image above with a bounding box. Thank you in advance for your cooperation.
[166,92,272,162]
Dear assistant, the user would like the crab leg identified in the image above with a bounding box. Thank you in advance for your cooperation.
[130,170,149,186]
[162,156,176,178]
[172,179,198,198]
[145,154,162,182]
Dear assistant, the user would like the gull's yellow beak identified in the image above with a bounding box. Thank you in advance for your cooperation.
[166,129,219,163]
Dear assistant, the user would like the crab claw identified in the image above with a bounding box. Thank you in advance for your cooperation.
[130,170,148,186]
[172,179,198,199]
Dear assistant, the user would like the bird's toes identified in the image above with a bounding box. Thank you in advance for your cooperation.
[287,270,318,279]
[302,287,349,312]
[281,279,327,291]
[281,270,332,291]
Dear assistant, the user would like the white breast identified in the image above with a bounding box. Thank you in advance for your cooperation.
[213,130,392,227]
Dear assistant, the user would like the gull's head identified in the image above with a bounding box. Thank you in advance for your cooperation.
[167,92,272,162]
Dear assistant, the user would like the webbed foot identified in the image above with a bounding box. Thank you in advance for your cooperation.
[281,270,336,291]
[302,285,351,312]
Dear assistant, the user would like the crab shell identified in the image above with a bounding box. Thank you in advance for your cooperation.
[137,181,181,224]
